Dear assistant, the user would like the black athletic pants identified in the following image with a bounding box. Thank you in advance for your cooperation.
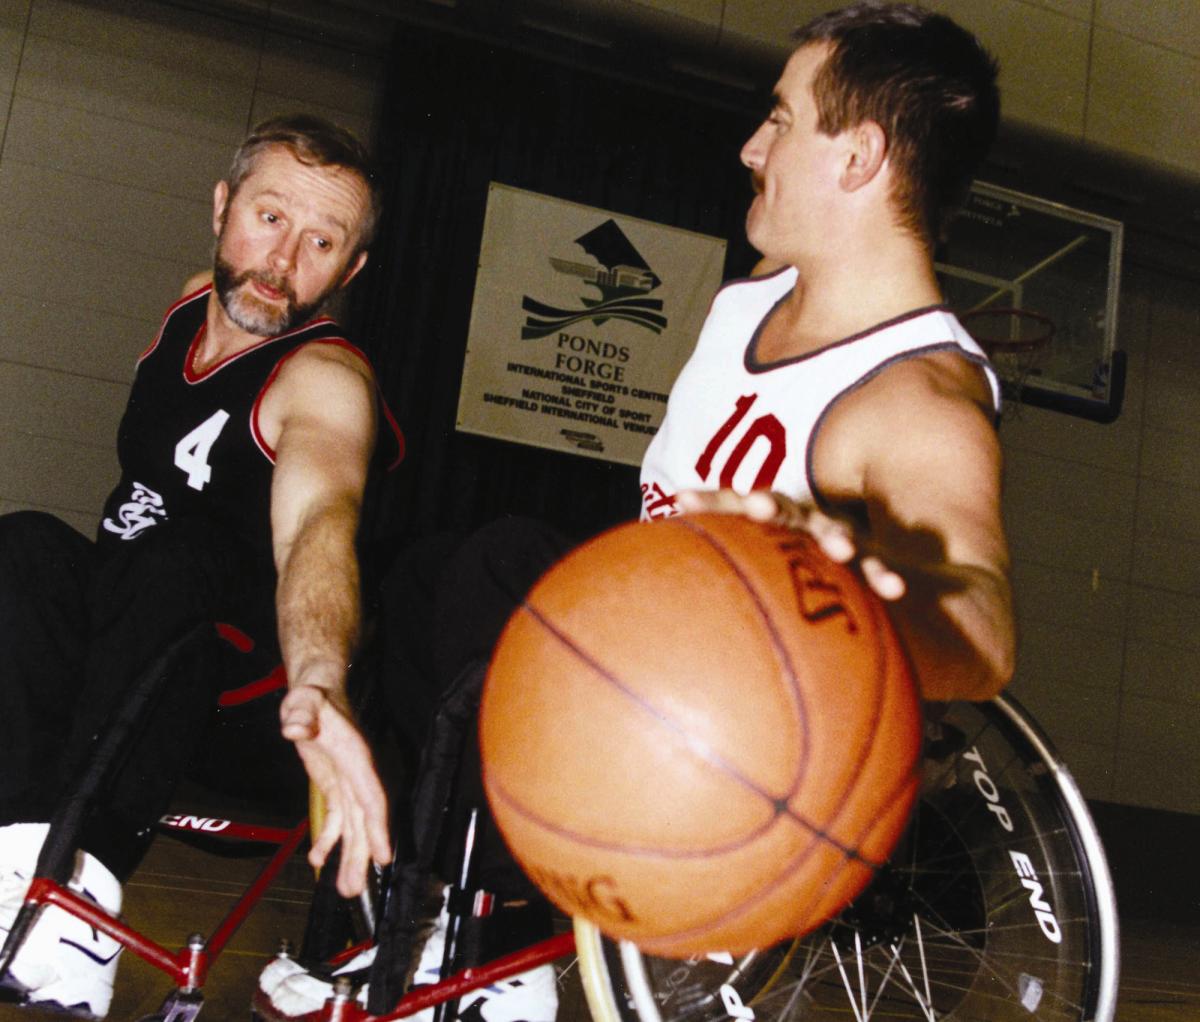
[377,516,574,901]
[362,517,573,1010]
[0,510,302,879]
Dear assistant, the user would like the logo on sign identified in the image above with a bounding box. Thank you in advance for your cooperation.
[523,219,666,339]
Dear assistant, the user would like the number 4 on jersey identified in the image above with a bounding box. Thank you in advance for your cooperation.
[174,410,230,490]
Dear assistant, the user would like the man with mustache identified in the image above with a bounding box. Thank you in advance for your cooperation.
[0,115,399,1018]
[643,0,1014,704]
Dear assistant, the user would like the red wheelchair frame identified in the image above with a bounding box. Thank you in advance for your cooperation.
[14,815,306,1014]
[0,619,1119,1022]
[0,623,573,1022]
[9,812,573,1022]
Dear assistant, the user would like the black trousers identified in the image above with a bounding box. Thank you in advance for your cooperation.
[377,516,574,899]
[0,511,302,878]
[363,517,574,1010]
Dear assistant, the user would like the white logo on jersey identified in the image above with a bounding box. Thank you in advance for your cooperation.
[102,481,167,541]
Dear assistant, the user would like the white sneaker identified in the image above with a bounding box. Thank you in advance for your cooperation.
[0,822,123,1019]
[257,892,557,1022]
[455,963,558,1022]
[257,944,377,1019]
[257,896,445,1020]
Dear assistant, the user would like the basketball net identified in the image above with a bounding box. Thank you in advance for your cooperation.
[961,307,1054,420]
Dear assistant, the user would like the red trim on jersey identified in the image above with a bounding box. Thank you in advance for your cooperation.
[378,390,406,472]
[137,285,211,365]
[249,339,406,470]
[183,316,339,384]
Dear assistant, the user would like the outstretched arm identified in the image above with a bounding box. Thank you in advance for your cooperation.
[266,344,391,896]
[680,354,1014,701]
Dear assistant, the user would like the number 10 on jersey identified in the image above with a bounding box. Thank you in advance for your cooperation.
[695,394,786,491]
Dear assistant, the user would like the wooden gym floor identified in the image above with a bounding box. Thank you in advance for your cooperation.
[0,823,1196,1021]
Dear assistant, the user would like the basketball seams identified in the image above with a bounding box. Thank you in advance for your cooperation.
[634,844,865,955]
[481,514,922,955]
[810,591,921,872]
[484,763,780,861]
[679,516,907,861]
[624,523,921,952]
[830,589,921,842]
[778,593,921,925]
[513,597,852,856]
[634,765,920,955]
[673,516,812,801]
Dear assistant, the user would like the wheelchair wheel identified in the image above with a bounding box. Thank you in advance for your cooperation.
[576,694,1119,1022]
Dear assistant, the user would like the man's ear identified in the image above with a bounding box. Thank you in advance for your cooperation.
[841,120,887,192]
[340,250,369,289]
[212,180,230,237]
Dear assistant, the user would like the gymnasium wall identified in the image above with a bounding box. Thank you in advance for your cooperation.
[0,0,1198,823]
[998,265,1200,819]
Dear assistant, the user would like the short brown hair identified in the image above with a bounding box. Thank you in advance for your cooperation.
[227,114,382,250]
[795,2,999,244]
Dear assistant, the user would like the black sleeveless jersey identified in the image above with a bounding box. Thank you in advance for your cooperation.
[98,286,403,555]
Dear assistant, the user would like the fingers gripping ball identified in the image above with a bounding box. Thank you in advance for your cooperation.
[478,514,922,958]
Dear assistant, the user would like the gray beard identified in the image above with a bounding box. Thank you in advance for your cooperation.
[212,255,328,337]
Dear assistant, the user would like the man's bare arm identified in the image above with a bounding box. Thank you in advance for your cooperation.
[847,355,1013,700]
[265,345,391,895]
[679,355,1014,701]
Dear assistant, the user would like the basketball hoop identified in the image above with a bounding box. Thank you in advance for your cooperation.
[961,307,1055,418]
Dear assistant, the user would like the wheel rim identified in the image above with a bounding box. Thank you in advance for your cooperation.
[580,698,1119,1022]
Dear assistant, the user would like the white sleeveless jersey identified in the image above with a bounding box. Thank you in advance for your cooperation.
[639,265,999,520]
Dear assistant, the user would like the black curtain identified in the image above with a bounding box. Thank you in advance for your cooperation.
[354,23,764,551]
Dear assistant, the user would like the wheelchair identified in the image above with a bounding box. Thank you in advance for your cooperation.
[0,619,1117,1022]
[575,694,1119,1022]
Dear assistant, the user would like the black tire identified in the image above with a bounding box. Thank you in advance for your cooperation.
[577,695,1119,1022]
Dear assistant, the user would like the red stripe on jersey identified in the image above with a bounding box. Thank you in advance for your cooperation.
[378,389,406,471]
[184,316,338,384]
[248,338,405,469]
[137,285,211,365]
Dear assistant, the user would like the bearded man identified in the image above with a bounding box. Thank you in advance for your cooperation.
[0,114,401,1019]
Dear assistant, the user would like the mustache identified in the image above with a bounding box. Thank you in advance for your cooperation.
[234,268,297,305]
[749,170,764,195]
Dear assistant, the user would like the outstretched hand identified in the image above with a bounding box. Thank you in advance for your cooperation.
[675,488,906,601]
[279,684,391,897]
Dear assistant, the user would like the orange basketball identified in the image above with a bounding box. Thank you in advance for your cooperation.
[479,513,921,958]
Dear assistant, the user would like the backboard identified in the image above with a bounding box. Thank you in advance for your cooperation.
[936,181,1125,423]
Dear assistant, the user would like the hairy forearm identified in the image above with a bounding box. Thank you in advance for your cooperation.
[889,562,1014,702]
[276,497,362,700]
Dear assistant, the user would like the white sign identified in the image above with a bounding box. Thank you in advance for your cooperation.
[457,184,727,466]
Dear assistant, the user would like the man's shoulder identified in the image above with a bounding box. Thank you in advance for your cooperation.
[292,325,372,370]
[271,338,374,398]
[180,270,213,297]
[849,349,997,433]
